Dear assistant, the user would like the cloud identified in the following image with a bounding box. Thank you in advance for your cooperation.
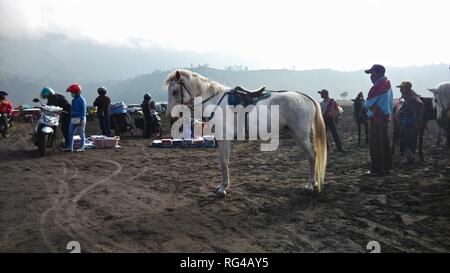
[0,0,449,71]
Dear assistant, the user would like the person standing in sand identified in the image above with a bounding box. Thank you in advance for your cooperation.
[318,89,345,153]
[396,81,424,163]
[93,86,111,136]
[142,93,154,138]
[66,84,87,153]
[364,64,394,176]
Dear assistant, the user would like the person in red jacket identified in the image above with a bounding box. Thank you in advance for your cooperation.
[0,90,13,137]
[318,89,345,153]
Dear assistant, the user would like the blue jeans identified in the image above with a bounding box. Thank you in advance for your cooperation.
[324,117,343,151]
[69,118,86,151]
[98,115,111,136]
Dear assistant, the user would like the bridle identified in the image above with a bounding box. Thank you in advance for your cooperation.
[175,78,226,119]
[177,78,193,105]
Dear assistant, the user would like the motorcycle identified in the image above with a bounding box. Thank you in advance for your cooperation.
[150,112,163,138]
[132,110,162,138]
[0,113,12,137]
[110,112,136,136]
[31,98,63,156]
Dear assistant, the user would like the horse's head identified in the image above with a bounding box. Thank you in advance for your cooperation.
[164,70,199,123]
[420,97,437,122]
[429,82,450,129]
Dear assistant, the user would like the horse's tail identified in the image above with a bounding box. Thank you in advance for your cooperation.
[301,93,327,192]
[312,99,327,192]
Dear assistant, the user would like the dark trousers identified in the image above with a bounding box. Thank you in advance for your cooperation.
[369,119,393,173]
[357,120,368,144]
[1,114,9,133]
[400,127,417,154]
[324,117,343,151]
[98,115,111,136]
[143,117,152,138]
[60,114,70,146]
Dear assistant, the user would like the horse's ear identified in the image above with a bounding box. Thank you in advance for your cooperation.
[428,88,438,94]
[175,71,181,81]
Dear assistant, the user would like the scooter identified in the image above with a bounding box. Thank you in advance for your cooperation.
[31,98,63,157]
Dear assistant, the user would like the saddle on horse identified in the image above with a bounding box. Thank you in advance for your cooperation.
[228,86,271,107]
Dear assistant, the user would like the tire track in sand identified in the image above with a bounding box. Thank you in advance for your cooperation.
[37,162,79,252]
[62,159,123,252]
[69,166,150,252]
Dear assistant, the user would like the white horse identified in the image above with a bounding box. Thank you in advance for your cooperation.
[428,82,450,146]
[164,69,327,197]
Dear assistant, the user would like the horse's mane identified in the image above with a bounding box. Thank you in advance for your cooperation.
[164,69,229,96]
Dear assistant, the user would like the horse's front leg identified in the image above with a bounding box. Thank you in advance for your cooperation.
[215,140,231,198]
[357,122,362,145]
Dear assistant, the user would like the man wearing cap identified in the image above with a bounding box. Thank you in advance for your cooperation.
[396,81,423,163]
[364,64,394,175]
[318,89,345,153]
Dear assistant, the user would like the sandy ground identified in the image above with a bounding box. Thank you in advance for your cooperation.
[0,106,449,253]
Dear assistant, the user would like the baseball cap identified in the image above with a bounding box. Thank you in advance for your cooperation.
[318,89,329,95]
[364,64,386,75]
[396,81,412,89]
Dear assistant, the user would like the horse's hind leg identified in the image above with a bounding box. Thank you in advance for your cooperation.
[215,140,231,198]
[294,132,315,191]
[302,140,316,191]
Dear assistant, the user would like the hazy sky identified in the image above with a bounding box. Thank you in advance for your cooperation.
[1,0,449,71]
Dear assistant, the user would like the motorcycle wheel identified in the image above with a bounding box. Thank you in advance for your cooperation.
[38,133,48,157]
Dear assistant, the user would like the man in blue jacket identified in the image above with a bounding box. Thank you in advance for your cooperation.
[364,64,394,175]
[66,84,87,152]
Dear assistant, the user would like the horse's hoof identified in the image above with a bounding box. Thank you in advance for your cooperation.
[304,184,315,191]
[215,190,226,198]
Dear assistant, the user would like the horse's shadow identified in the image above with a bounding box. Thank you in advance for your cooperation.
[196,182,334,220]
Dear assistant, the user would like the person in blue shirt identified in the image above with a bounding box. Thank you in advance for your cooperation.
[364,64,394,175]
[66,84,87,152]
